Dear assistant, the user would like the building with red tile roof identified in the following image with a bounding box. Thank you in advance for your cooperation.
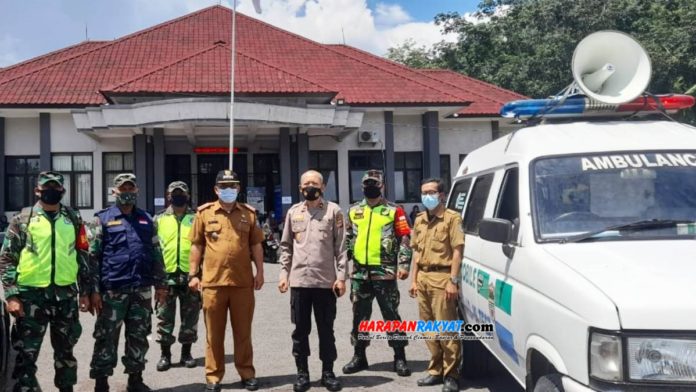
[0,5,523,216]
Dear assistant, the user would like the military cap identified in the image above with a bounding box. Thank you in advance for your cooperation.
[167,181,189,193]
[361,169,384,184]
[113,173,137,188]
[38,171,64,186]
[216,170,240,184]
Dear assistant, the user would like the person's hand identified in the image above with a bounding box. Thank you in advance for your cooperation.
[397,269,409,280]
[445,281,459,301]
[155,288,168,305]
[79,295,91,314]
[6,297,24,318]
[90,293,103,316]
[254,271,265,290]
[188,277,201,292]
[332,280,346,297]
[278,278,288,293]
[409,281,418,298]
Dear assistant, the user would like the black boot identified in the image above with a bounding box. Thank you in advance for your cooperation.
[393,347,411,377]
[321,371,342,391]
[157,344,172,371]
[127,372,152,392]
[94,377,109,392]
[180,343,197,368]
[342,346,368,374]
[294,356,310,392]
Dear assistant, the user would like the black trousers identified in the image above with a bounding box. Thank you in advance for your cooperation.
[290,287,337,363]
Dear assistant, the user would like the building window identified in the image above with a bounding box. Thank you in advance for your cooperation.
[440,154,451,191]
[52,153,93,209]
[309,151,339,203]
[103,152,133,206]
[5,156,40,211]
[165,155,192,194]
[348,151,383,202]
[395,152,422,203]
[459,154,468,164]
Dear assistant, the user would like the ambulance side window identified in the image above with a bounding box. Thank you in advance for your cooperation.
[447,178,473,213]
[463,173,495,235]
[495,167,519,222]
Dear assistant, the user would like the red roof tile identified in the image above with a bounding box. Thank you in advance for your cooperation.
[0,5,522,113]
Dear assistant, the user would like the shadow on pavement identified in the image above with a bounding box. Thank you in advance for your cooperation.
[369,359,429,373]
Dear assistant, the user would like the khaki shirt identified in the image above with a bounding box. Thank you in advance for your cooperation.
[279,199,347,288]
[411,208,465,268]
[189,201,264,288]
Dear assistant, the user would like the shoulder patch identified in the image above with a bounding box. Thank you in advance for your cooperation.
[239,203,256,213]
[197,202,215,212]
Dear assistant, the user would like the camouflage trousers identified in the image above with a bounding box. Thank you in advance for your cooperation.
[89,287,152,379]
[155,284,201,346]
[350,279,407,349]
[11,288,82,392]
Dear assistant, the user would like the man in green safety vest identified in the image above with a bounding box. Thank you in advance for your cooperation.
[154,181,200,371]
[0,171,94,392]
[343,169,413,377]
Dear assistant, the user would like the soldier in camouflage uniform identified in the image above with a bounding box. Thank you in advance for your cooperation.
[153,181,200,371]
[0,171,94,392]
[342,170,413,377]
[88,173,168,392]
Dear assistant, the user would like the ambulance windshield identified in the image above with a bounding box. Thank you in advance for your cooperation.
[533,151,696,241]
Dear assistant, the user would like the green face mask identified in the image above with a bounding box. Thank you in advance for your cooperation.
[116,192,138,206]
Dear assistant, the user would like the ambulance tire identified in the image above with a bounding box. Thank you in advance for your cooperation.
[459,334,494,379]
[533,373,565,392]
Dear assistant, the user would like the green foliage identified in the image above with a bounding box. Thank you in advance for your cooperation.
[387,0,696,121]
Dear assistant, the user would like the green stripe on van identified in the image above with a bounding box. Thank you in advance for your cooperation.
[477,270,489,299]
[495,279,513,315]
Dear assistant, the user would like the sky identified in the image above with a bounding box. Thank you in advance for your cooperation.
[0,0,479,68]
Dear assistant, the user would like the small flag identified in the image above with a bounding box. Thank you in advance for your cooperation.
[252,0,262,13]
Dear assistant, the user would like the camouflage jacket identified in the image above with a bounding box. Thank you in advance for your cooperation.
[0,203,94,299]
[346,198,412,280]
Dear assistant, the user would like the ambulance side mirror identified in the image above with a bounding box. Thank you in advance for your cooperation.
[479,218,513,244]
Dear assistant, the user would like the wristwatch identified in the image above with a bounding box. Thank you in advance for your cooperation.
[449,276,458,285]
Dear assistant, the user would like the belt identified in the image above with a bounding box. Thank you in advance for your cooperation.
[418,265,450,272]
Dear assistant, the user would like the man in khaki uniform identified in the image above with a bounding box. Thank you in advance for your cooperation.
[409,178,465,392]
[278,170,347,392]
[188,170,264,392]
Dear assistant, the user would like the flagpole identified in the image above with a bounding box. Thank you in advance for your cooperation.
[229,0,238,171]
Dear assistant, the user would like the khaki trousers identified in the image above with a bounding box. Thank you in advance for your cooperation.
[202,286,255,383]
[417,271,461,378]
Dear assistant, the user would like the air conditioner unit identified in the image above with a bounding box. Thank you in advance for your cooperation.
[358,131,379,144]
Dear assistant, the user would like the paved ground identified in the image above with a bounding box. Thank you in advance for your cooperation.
[26,263,522,391]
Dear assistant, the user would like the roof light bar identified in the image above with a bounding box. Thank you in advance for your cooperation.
[500,94,695,119]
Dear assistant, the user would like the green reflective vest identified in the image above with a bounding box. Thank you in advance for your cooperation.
[349,204,396,266]
[157,213,194,273]
[17,212,78,287]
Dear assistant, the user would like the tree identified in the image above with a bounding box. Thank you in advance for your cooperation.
[388,0,696,120]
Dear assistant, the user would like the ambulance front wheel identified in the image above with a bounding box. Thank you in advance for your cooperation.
[533,373,565,392]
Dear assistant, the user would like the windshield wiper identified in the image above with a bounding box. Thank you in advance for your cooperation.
[561,219,693,244]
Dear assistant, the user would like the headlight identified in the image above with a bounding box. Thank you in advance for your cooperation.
[627,337,696,382]
[590,332,623,381]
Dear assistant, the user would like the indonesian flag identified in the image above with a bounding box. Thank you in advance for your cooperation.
[252,0,262,13]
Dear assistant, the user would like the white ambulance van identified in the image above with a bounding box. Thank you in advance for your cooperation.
[450,31,696,392]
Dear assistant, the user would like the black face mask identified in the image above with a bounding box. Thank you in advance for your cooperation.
[302,186,322,201]
[39,188,63,205]
[171,195,188,207]
[363,185,381,199]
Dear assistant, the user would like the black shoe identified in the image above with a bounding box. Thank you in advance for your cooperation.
[442,376,459,392]
[127,373,152,392]
[394,358,411,377]
[59,387,74,392]
[242,377,259,391]
[205,383,221,392]
[180,343,197,368]
[94,377,109,392]
[417,375,443,386]
[293,372,310,392]
[321,371,342,391]
[342,355,368,374]
[157,344,172,371]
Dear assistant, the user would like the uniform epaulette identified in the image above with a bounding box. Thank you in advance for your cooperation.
[416,211,427,218]
[197,202,215,212]
[444,209,460,217]
[239,203,256,214]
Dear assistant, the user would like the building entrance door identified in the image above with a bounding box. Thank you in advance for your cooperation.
[197,154,247,205]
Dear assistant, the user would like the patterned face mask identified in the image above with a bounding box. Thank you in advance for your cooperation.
[116,192,138,206]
